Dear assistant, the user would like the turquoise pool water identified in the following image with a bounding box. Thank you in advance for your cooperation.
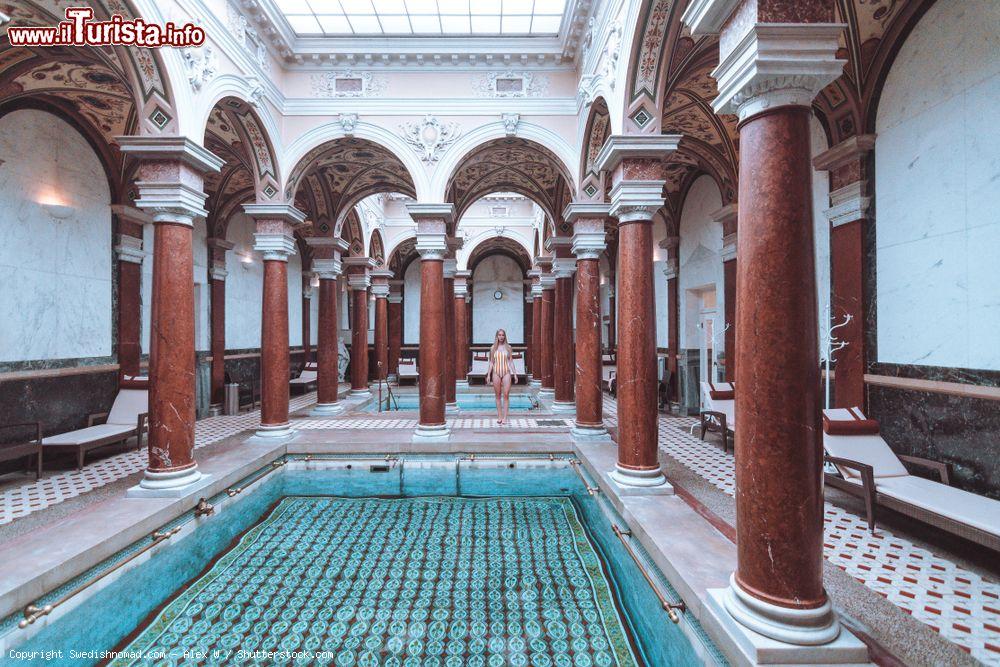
[367,393,537,413]
[6,460,725,666]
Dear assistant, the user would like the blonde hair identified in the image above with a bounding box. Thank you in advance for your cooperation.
[490,329,513,357]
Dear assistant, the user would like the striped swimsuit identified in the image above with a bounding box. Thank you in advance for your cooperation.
[492,348,511,379]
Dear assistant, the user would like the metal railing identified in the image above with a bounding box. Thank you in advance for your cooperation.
[376,361,398,413]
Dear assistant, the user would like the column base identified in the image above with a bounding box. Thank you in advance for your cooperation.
[551,400,576,413]
[530,379,541,387]
[608,464,671,494]
[445,402,460,414]
[724,575,842,646]
[412,423,451,443]
[255,422,295,439]
[456,380,470,388]
[310,402,344,416]
[350,388,372,398]
[705,578,867,665]
[128,466,208,498]
[538,387,554,396]
[571,423,610,440]
[208,404,222,417]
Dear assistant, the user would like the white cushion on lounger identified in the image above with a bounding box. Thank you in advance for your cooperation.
[469,359,489,376]
[821,408,909,479]
[290,370,318,384]
[875,476,1000,538]
[700,382,736,429]
[106,389,147,425]
[42,424,136,446]
[510,357,525,376]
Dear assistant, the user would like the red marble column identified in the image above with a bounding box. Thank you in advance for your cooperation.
[246,207,305,438]
[388,288,403,380]
[372,277,390,382]
[723,258,737,381]
[418,254,447,431]
[313,276,342,412]
[569,221,606,435]
[114,231,143,378]
[209,269,226,408]
[523,293,533,378]
[117,138,223,491]
[443,269,457,408]
[531,292,542,384]
[610,202,664,487]
[552,266,576,411]
[454,274,470,384]
[350,284,370,394]
[607,282,616,352]
[408,206,453,439]
[539,278,555,394]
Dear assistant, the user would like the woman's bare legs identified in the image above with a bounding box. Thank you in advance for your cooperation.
[491,374,504,423]
[500,374,513,423]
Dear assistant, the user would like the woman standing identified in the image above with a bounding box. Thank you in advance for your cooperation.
[485,329,518,424]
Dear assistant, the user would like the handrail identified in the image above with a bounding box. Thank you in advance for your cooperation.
[376,362,399,412]
[611,524,686,623]
[225,458,286,497]
[568,459,599,495]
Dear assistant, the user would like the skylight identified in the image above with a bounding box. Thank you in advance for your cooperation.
[277,0,567,37]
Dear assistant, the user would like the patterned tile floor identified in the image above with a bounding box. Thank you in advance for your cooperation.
[601,397,1000,664]
[112,497,640,667]
[0,393,571,527]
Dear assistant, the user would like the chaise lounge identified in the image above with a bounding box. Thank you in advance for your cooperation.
[0,422,43,479]
[823,407,1000,552]
[700,381,735,452]
[467,353,490,384]
[397,358,419,385]
[41,376,148,469]
[289,361,318,392]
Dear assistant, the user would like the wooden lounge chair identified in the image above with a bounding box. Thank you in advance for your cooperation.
[289,361,318,392]
[510,353,526,379]
[823,407,1000,551]
[602,366,617,396]
[397,358,419,385]
[0,422,43,479]
[467,353,490,384]
[41,377,148,469]
[700,381,735,452]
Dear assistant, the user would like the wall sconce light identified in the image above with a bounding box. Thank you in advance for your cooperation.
[41,202,74,220]
[493,289,503,300]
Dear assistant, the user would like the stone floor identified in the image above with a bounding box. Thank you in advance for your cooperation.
[1,389,998,664]
[600,397,1000,665]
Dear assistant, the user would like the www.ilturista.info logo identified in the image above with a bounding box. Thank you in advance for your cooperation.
[7,7,206,47]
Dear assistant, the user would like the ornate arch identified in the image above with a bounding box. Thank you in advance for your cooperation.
[368,228,386,267]
[579,97,611,200]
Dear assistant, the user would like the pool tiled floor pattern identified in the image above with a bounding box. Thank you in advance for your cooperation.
[112,497,639,667]
[1,391,998,662]
[600,396,1000,664]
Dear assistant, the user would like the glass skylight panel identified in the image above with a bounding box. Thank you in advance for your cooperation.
[281,0,568,36]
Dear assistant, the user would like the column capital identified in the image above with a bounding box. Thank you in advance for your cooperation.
[562,202,611,223]
[539,274,557,290]
[416,232,448,260]
[544,235,573,256]
[116,135,225,173]
[253,232,297,262]
[812,134,876,172]
[533,256,553,272]
[405,202,456,224]
[114,234,146,264]
[572,231,607,260]
[243,203,308,227]
[552,258,577,278]
[371,283,390,298]
[388,294,404,304]
[312,257,343,280]
[305,236,350,261]
[594,135,682,174]
[711,23,846,121]
[347,273,371,291]
[824,182,872,227]
[209,266,229,281]
[371,269,393,298]
[609,180,666,224]
[722,235,738,262]
[442,258,458,278]
[110,204,153,227]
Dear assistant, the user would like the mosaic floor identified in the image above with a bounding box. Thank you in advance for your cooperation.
[602,397,1000,664]
[113,497,639,667]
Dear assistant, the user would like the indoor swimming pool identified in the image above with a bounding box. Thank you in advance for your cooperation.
[2,457,724,666]
[366,393,538,413]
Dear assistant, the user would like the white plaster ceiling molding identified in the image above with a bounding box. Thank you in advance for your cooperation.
[399,115,461,164]
[576,18,621,107]
[501,113,520,136]
[473,71,549,97]
[225,1,273,73]
[310,70,386,98]
[183,45,217,91]
[229,0,591,69]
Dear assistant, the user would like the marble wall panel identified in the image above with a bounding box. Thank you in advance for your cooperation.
[678,175,724,353]
[403,259,421,345]
[224,212,264,350]
[0,109,112,362]
[472,254,524,344]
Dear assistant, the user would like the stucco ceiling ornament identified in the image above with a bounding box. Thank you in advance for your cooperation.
[183,44,217,91]
[311,70,386,98]
[246,77,265,108]
[339,113,358,137]
[399,115,461,164]
[501,113,520,136]
[473,70,549,98]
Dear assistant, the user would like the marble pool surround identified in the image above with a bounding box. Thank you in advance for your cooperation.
[0,433,742,666]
